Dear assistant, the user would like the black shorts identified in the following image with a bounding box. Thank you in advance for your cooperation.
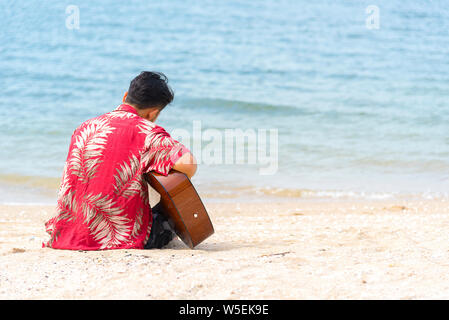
[144,203,176,249]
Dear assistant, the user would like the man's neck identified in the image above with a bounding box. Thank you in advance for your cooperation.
[122,103,146,118]
[122,102,160,122]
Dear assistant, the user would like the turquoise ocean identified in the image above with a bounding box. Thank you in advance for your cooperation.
[0,0,448,204]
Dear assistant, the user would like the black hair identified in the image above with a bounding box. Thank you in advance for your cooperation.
[125,71,174,109]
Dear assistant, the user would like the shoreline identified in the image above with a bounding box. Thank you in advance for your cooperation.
[1,197,449,299]
[1,174,448,206]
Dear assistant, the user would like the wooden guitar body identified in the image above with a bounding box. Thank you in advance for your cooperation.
[144,170,214,249]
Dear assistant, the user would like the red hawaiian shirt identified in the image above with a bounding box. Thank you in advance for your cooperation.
[43,104,189,250]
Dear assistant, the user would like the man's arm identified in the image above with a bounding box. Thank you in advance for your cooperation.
[173,152,197,179]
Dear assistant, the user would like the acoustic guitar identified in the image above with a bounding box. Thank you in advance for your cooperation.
[144,170,214,249]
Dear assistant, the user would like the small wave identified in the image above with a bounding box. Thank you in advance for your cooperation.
[178,97,307,115]
[251,187,398,200]
[198,184,449,201]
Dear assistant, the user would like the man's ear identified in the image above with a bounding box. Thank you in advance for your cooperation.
[122,91,128,103]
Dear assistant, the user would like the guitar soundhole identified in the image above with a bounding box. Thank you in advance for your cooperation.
[193,213,198,219]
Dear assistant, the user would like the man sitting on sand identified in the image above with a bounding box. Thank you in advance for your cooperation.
[44,71,196,250]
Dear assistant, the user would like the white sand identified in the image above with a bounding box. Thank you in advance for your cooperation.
[1,198,449,299]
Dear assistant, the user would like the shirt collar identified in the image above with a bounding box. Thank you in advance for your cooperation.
[114,104,139,115]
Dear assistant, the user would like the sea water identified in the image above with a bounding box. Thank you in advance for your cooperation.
[0,0,448,203]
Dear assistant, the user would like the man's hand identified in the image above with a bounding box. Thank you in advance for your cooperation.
[173,152,197,179]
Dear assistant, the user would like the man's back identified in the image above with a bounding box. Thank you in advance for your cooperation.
[44,104,189,250]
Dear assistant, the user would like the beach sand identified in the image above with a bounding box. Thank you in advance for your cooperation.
[1,198,449,299]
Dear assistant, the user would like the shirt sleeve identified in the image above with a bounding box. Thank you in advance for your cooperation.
[142,125,191,176]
